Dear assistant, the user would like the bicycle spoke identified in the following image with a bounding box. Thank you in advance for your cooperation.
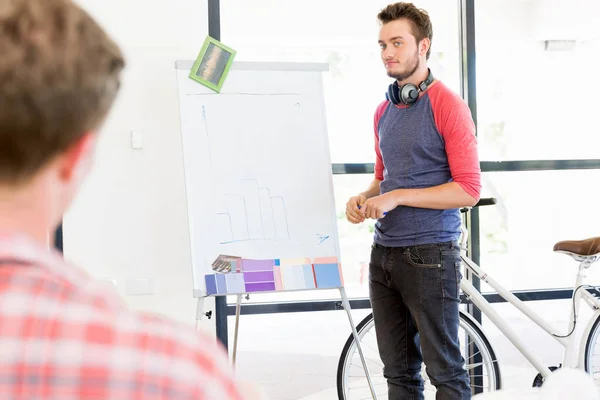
[358,338,380,355]
[349,359,384,371]
[347,381,387,389]
[350,356,384,367]
[465,361,496,370]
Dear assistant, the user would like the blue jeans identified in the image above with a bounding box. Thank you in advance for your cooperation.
[369,241,471,400]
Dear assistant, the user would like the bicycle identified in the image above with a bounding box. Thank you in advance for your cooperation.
[336,197,600,399]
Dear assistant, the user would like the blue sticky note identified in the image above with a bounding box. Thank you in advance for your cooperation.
[313,263,342,288]
[205,274,217,295]
[215,274,227,294]
[225,273,246,294]
[303,265,316,289]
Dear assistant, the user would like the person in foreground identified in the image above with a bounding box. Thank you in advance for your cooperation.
[346,2,481,400]
[0,0,259,398]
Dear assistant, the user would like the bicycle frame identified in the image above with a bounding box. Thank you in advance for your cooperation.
[459,226,600,379]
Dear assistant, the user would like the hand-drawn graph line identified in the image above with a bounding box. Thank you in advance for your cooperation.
[216,212,234,242]
[217,194,249,242]
[217,179,291,244]
[317,234,330,245]
[269,196,291,239]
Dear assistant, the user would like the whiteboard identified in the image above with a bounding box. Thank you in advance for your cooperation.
[175,60,343,297]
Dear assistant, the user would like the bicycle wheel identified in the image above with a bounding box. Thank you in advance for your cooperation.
[336,311,502,399]
[583,314,600,383]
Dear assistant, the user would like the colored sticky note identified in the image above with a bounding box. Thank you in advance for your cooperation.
[302,265,316,289]
[314,263,342,288]
[273,266,283,290]
[205,274,217,295]
[215,274,227,294]
[245,282,276,292]
[314,256,339,264]
[243,270,275,283]
[225,273,246,294]
[279,257,311,266]
[242,259,275,272]
[281,265,307,290]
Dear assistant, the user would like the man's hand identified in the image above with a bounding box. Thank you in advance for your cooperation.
[361,192,398,219]
[345,195,367,224]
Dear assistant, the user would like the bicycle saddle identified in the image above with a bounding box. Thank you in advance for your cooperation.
[553,237,600,257]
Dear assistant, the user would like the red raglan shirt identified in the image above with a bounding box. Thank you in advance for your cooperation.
[372,80,481,247]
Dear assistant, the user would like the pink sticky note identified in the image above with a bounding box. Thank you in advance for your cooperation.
[313,256,339,265]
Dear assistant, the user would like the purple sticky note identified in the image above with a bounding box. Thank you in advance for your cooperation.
[243,270,275,283]
[245,281,276,292]
[242,259,275,272]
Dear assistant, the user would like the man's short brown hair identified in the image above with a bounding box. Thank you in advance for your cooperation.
[0,0,125,184]
[378,2,433,60]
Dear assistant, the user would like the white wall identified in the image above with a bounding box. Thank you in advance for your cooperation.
[63,0,214,330]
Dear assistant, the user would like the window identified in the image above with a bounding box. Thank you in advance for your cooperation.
[479,169,600,292]
[475,0,600,161]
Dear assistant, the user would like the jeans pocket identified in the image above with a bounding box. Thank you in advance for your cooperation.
[403,247,441,269]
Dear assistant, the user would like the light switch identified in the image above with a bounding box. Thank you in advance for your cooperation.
[131,130,143,149]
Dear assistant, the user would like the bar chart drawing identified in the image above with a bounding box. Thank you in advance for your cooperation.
[218,179,291,244]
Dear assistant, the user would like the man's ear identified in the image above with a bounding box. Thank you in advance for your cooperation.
[57,132,98,183]
[419,38,430,57]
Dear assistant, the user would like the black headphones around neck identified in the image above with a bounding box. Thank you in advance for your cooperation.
[386,68,435,106]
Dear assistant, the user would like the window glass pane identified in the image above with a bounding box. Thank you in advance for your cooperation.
[476,0,600,161]
[478,169,600,292]
[222,0,461,164]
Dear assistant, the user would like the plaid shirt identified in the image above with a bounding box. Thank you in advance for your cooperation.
[0,232,246,400]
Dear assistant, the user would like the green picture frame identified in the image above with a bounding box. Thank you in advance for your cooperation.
[189,36,237,93]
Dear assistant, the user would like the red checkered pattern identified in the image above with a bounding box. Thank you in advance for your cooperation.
[0,233,245,399]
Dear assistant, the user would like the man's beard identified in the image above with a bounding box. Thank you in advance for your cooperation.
[387,52,420,82]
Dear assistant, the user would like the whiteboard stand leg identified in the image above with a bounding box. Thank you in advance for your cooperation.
[339,287,377,400]
[232,294,242,367]
[195,297,205,332]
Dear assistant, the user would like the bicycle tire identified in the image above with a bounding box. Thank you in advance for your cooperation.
[583,313,600,382]
[336,311,502,400]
